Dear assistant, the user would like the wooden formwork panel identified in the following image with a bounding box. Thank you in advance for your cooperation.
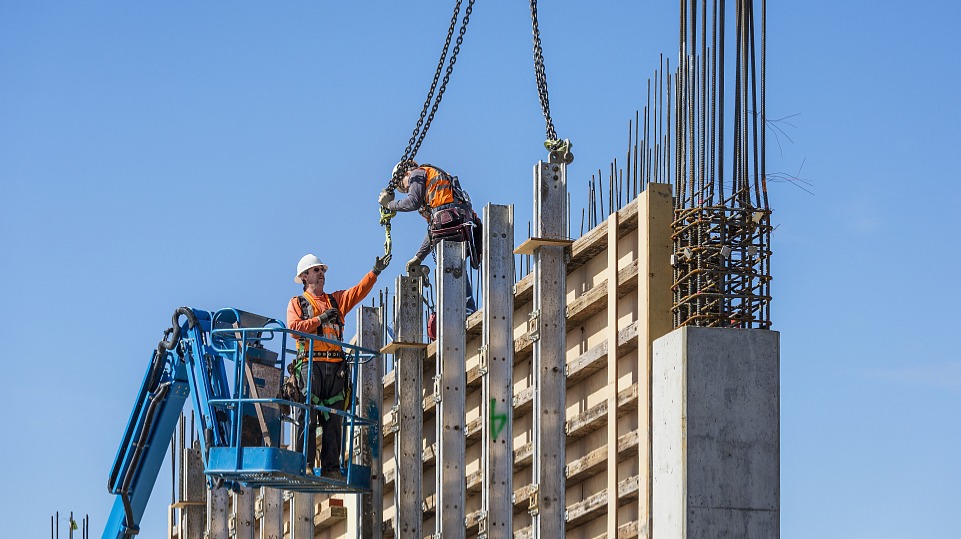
[376,187,671,538]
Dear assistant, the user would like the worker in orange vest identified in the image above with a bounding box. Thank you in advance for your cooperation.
[379,159,479,313]
[286,252,389,477]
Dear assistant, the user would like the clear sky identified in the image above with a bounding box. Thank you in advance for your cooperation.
[2,2,959,538]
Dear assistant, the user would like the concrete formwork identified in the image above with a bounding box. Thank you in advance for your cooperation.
[165,181,779,539]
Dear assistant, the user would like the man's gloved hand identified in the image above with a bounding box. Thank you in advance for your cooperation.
[317,308,339,325]
[372,254,391,275]
[406,256,423,274]
[378,189,395,209]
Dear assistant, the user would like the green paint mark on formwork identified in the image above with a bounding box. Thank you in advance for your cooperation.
[490,399,508,440]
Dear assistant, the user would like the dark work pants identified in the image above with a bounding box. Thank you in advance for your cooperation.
[294,360,347,471]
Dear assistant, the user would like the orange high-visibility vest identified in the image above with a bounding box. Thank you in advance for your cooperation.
[423,165,455,209]
[294,293,345,362]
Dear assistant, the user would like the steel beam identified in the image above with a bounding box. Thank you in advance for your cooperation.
[530,160,568,537]
[480,204,514,539]
[358,305,385,539]
[394,275,424,539]
[436,240,467,539]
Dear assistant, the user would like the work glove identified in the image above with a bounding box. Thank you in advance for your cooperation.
[405,256,423,274]
[372,254,391,275]
[317,308,339,325]
[378,189,394,209]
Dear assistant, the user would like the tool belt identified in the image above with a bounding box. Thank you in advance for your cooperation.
[430,204,471,226]
[429,205,482,269]
[305,350,345,359]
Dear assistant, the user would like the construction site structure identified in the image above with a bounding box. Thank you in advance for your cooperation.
[126,1,779,537]
[163,169,778,539]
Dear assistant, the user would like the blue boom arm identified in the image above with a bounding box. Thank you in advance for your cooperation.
[102,307,380,539]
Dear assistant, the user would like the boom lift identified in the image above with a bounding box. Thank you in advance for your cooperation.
[103,307,378,539]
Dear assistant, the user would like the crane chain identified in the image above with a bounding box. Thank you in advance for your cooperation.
[530,0,557,144]
[530,0,573,163]
[392,0,475,190]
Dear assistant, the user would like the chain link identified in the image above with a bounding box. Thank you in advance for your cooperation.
[394,0,475,187]
[531,0,557,143]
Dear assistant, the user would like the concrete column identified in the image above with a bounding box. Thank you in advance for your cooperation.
[436,240,467,539]
[257,488,282,539]
[652,327,780,539]
[394,275,424,539]
[480,204,514,539]
[531,159,568,536]
[358,305,385,539]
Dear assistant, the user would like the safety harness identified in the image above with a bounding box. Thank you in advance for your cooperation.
[418,164,482,269]
[285,294,351,420]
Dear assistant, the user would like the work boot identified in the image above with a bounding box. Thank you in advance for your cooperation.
[321,467,343,480]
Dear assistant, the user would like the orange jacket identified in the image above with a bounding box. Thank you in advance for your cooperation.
[286,271,378,362]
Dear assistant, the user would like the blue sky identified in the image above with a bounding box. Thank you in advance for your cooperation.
[2,2,959,538]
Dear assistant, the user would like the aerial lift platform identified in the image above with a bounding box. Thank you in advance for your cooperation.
[103,307,379,539]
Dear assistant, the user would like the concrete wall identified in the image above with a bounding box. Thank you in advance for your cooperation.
[652,327,780,539]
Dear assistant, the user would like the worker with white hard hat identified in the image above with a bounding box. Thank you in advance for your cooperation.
[285,251,389,477]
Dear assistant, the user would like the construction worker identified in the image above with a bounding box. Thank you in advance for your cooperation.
[378,159,479,313]
[286,252,390,477]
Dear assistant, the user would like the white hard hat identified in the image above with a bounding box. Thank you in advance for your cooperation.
[295,254,328,284]
[392,159,417,185]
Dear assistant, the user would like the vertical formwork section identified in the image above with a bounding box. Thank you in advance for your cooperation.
[287,411,314,537]
[258,488,282,539]
[231,487,255,539]
[637,183,675,538]
[358,305,385,539]
[531,160,567,536]
[177,431,207,539]
[290,492,315,539]
[606,211,620,533]
[395,275,424,539]
[436,240,467,539]
[207,486,229,539]
[480,204,514,538]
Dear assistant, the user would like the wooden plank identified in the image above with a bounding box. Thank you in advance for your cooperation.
[566,430,640,487]
[590,520,641,539]
[314,499,348,532]
[514,236,574,255]
[566,321,639,385]
[566,385,638,443]
[380,341,427,355]
[513,475,641,539]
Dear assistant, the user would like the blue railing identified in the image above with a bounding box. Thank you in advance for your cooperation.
[204,311,378,491]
